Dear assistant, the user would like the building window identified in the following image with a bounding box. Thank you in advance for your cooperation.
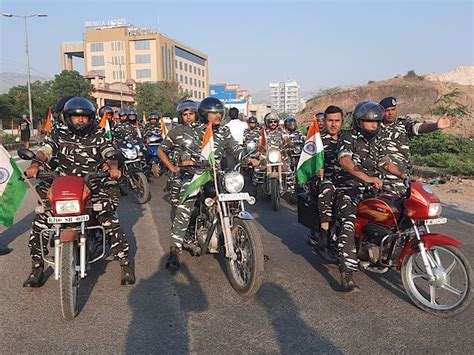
[179,62,182,70]
[194,78,197,86]
[135,54,151,64]
[91,55,104,66]
[194,90,197,97]
[135,40,150,50]
[194,67,196,75]
[90,43,103,52]
[202,69,205,77]
[180,74,183,82]
[184,63,188,72]
[97,70,105,77]
[198,68,201,76]
[175,46,206,66]
[136,69,151,79]
[176,73,178,80]
[185,76,188,84]
[189,64,193,73]
[175,60,178,68]
[111,42,123,51]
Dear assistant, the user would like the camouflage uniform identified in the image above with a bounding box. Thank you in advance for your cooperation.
[113,121,141,142]
[160,123,198,209]
[381,116,422,197]
[170,124,243,248]
[29,124,130,264]
[334,129,386,271]
[142,123,162,139]
[243,127,261,145]
[286,129,305,147]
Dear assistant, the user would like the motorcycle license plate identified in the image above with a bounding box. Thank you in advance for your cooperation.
[48,215,90,224]
[219,193,250,201]
[425,217,447,225]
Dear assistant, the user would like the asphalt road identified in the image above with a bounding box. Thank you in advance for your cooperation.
[1,167,473,353]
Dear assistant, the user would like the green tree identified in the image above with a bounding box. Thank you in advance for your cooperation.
[50,70,93,104]
[429,89,470,117]
[0,94,14,128]
[7,80,52,126]
[135,81,185,117]
[405,70,423,80]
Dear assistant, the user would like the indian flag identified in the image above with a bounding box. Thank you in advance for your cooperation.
[296,118,324,185]
[99,112,112,141]
[160,115,169,136]
[0,145,27,227]
[181,124,215,202]
[43,106,54,133]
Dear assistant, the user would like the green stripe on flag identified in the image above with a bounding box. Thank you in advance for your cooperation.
[180,170,212,203]
[0,158,27,227]
[296,152,324,185]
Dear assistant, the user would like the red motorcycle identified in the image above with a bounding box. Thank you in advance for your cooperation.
[19,149,117,320]
[299,180,473,316]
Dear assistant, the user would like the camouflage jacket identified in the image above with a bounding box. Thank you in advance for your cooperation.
[287,129,305,147]
[243,127,261,144]
[112,121,141,142]
[142,123,162,138]
[381,115,421,173]
[160,123,199,164]
[335,129,386,189]
[195,124,244,163]
[321,131,341,180]
[264,127,287,148]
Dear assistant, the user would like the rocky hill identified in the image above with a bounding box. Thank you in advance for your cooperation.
[0,72,50,94]
[297,73,474,138]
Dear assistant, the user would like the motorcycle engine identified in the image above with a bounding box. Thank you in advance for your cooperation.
[358,241,381,264]
[362,223,390,244]
[196,226,218,253]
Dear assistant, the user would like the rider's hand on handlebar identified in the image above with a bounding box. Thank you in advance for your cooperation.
[316,168,324,178]
[25,163,40,179]
[169,165,180,174]
[181,159,194,167]
[249,158,259,167]
[367,176,383,190]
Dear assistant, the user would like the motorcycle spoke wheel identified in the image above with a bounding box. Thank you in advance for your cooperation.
[401,246,473,316]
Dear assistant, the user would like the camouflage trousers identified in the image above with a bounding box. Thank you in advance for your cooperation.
[170,179,195,249]
[317,179,336,223]
[383,174,407,198]
[29,184,129,264]
[333,187,363,271]
[168,173,183,209]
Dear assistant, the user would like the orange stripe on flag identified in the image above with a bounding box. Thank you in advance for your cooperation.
[202,124,213,149]
[44,106,52,133]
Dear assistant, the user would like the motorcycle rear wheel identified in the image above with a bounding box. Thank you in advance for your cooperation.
[226,219,264,298]
[401,245,473,317]
[60,242,79,320]
[270,178,280,211]
[130,171,150,204]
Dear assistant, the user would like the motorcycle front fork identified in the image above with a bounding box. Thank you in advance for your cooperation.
[412,219,436,281]
[217,201,237,261]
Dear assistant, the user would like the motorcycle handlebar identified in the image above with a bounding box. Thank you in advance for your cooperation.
[84,171,109,186]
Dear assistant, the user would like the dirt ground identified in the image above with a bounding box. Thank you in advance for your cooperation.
[419,177,474,213]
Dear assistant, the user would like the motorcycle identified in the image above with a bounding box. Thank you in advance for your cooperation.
[253,145,295,211]
[118,140,150,204]
[144,133,164,178]
[180,155,265,298]
[287,139,304,172]
[18,148,121,320]
[298,180,472,316]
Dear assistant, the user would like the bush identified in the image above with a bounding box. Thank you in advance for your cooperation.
[0,133,20,144]
[405,70,424,80]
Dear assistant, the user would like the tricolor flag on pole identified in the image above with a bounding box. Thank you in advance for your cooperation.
[160,114,168,136]
[135,120,143,139]
[295,118,324,185]
[181,124,215,202]
[99,112,112,141]
[44,106,54,133]
[0,145,28,227]
[142,111,147,125]
[259,127,266,148]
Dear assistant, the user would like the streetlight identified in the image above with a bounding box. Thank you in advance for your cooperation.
[2,13,48,134]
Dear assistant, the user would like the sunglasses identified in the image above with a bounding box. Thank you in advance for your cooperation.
[268,120,278,124]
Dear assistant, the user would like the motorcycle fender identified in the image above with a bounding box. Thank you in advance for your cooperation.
[269,172,279,179]
[235,211,254,220]
[60,228,78,243]
[397,233,463,270]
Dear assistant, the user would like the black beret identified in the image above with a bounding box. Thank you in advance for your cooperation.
[379,97,397,109]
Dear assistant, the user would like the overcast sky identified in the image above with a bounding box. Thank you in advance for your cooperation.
[1,0,472,93]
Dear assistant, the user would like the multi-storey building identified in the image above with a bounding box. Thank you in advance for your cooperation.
[269,80,301,115]
[61,20,209,101]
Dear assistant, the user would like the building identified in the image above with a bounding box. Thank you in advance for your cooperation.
[209,83,251,116]
[269,80,301,115]
[248,103,272,124]
[61,19,209,101]
[84,71,135,109]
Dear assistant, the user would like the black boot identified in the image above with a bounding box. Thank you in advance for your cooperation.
[340,267,360,293]
[318,229,329,250]
[23,261,44,288]
[120,260,136,286]
[165,246,180,271]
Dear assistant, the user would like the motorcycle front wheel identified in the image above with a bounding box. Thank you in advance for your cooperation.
[270,178,280,211]
[226,219,264,298]
[60,242,79,320]
[129,171,150,204]
[401,245,473,317]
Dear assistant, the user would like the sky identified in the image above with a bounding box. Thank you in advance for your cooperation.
[0,0,472,94]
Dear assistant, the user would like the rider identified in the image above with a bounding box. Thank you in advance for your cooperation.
[316,112,326,132]
[334,101,406,292]
[165,97,258,271]
[284,117,304,147]
[225,107,247,145]
[379,96,456,197]
[98,105,115,129]
[309,106,344,250]
[243,116,260,145]
[157,100,199,212]
[143,112,162,141]
[112,108,130,142]
[23,96,135,287]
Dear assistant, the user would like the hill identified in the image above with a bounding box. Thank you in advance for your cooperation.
[297,75,474,138]
[0,72,51,94]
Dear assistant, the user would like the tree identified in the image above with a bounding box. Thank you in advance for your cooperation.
[50,70,93,104]
[429,89,470,117]
[405,70,423,80]
[0,94,14,128]
[135,81,186,117]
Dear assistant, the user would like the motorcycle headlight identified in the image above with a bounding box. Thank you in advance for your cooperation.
[246,141,257,153]
[55,200,80,215]
[268,148,281,163]
[224,171,245,193]
[123,148,137,160]
[428,202,442,217]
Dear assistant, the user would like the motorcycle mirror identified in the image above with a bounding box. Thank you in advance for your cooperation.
[17,148,36,161]
[104,149,123,160]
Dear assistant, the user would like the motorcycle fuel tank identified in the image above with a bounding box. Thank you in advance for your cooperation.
[356,197,400,228]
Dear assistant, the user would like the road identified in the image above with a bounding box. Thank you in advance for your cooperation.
[1,166,473,353]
